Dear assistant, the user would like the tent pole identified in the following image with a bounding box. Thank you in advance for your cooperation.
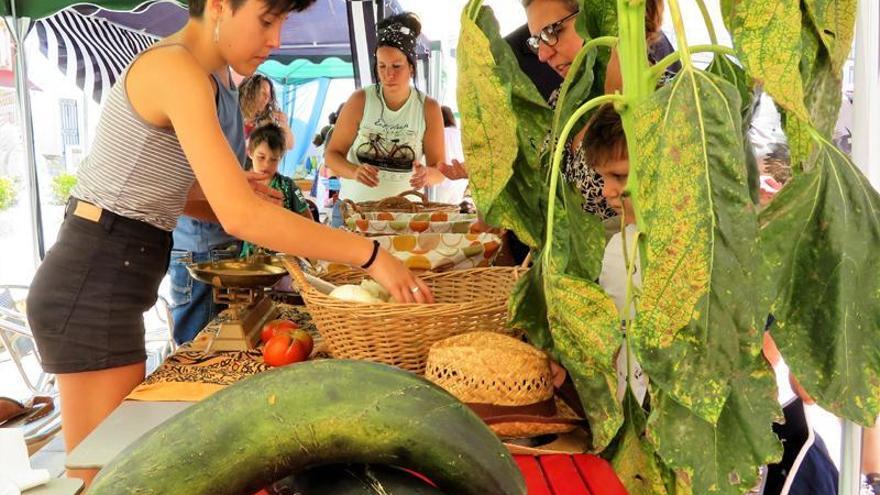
[346,0,377,88]
[852,0,880,189]
[9,5,45,266]
[839,1,879,491]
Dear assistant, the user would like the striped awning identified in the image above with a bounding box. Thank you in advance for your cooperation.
[34,7,156,102]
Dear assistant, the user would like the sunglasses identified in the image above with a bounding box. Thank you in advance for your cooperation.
[526,10,580,54]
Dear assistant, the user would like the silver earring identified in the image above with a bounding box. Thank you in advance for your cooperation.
[213,20,221,43]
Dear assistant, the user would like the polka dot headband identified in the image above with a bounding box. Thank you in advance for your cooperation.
[377,22,417,63]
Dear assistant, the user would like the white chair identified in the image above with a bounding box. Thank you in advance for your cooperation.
[0,285,62,450]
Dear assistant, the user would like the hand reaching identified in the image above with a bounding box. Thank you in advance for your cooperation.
[438,159,468,180]
[366,249,434,304]
[245,171,283,206]
[410,162,428,189]
[355,164,380,187]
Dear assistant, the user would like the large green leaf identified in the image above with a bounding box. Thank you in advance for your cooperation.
[783,20,842,170]
[459,4,553,248]
[581,0,617,39]
[611,392,670,495]
[802,0,857,74]
[457,12,518,213]
[707,54,760,205]
[544,270,623,451]
[722,0,810,123]
[630,68,761,425]
[758,137,880,425]
[509,259,552,349]
[647,359,782,495]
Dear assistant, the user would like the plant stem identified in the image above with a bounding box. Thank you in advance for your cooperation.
[648,44,738,80]
[693,0,719,45]
[616,0,652,97]
[620,215,641,397]
[465,0,483,21]
[543,94,626,265]
[584,36,619,52]
[666,0,693,71]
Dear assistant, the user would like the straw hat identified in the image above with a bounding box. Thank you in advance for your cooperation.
[425,332,583,439]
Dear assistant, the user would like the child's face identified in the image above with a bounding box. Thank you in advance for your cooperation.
[595,157,636,225]
[249,142,282,175]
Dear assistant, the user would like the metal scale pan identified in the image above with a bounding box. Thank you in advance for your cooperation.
[186,260,287,289]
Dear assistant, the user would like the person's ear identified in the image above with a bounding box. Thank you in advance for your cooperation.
[207,0,224,22]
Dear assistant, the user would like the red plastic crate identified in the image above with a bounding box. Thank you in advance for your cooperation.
[514,454,628,495]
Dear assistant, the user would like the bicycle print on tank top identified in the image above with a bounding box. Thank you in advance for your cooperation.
[355,116,417,172]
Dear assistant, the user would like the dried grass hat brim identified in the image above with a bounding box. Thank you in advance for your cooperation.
[480,395,583,439]
[425,332,585,439]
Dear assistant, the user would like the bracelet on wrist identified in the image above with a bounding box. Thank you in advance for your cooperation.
[360,240,381,270]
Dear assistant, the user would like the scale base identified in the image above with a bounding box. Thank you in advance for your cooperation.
[202,297,280,351]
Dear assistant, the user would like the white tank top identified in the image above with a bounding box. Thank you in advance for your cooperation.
[341,84,426,202]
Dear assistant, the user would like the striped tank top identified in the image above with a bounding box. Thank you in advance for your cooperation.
[71,45,195,231]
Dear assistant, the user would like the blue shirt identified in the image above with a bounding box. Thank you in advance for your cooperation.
[172,71,247,252]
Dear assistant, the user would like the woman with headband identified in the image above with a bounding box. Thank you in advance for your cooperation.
[324,12,446,224]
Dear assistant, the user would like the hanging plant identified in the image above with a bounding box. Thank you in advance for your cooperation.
[458,0,877,493]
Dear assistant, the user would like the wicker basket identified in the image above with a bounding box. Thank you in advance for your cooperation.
[282,256,524,374]
[340,190,460,223]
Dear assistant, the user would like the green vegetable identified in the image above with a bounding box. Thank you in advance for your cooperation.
[89,360,525,495]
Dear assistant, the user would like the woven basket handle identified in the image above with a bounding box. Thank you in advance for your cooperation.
[396,189,429,205]
[280,255,318,296]
[341,198,361,215]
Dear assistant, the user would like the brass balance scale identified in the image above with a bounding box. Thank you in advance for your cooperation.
[186,257,288,351]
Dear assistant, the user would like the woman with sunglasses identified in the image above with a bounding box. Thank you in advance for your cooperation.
[522,0,668,219]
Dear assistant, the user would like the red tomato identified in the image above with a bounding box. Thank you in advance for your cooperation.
[290,329,314,357]
[262,334,309,367]
[260,319,299,343]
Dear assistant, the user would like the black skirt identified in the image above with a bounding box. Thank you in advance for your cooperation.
[26,198,172,373]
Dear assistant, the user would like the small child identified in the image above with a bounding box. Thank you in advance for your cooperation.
[579,104,648,405]
[240,124,313,258]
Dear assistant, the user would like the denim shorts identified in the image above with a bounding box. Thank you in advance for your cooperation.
[26,198,172,373]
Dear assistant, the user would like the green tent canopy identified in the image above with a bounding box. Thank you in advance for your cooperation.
[1,0,182,19]
[259,57,353,84]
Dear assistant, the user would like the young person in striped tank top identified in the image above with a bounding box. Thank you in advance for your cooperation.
[26,0,434,486]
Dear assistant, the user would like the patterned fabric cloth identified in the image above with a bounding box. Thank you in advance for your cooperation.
[319,233,502,273]
[127,305,321,402]
[346,212,480,236]
[540,89,616,220]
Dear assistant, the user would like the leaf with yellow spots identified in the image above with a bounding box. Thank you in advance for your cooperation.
[544,270,623,451]
[802,0,857,74]
[458,3,552,248]
[722,0,810,123]
[759,136,880,425]
[630,68,763,425]
[783,19,843,170]
[646,359,782,495]
[611,392,671,495]
[457,11,518,213]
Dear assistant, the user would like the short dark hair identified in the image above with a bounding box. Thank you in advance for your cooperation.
[582,104,628,169]
[249,123,286,154]
[441,106,456,128]
[189,0,316,18]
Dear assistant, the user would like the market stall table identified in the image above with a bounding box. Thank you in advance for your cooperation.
[66,305,626,494]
